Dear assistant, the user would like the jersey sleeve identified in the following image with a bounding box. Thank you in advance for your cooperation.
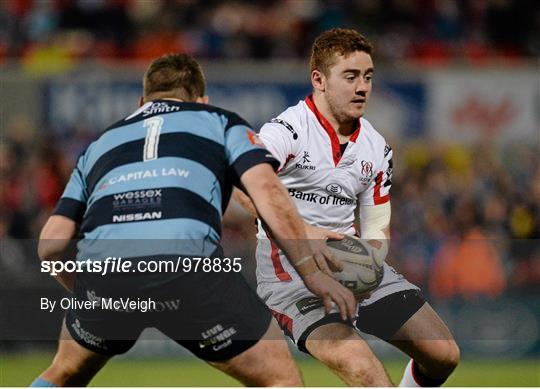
[224,113,279,184]
[258,118,298,171]
[53,155,88,223]
[358,143,393,206]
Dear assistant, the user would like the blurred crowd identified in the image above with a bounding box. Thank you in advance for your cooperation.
[390,140,540,299]
[1,0,539,66]
[1,116,538,299]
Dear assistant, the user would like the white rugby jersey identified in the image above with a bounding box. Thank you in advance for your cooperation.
[256,95,392,283]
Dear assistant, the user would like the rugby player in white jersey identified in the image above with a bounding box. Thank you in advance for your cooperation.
[235,28,460,386]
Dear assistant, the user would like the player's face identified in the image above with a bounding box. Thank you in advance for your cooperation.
[324,51,373,122]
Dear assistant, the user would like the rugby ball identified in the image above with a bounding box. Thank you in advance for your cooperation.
[327,235,384,295]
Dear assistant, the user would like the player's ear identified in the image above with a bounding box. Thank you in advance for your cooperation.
[138,96,145,107]
[311,70,325,92]
[196,95,209,104]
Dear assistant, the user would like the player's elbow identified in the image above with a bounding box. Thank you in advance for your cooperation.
[37,233,66,261]
[37,241,54,261]
[38,216,77,261]
[245,170,288,210]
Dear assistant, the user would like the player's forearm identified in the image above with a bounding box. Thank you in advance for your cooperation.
[38,218,74,260]
[37,240,71,262]
[38,215,78,292]
[359,202,391,259]
[255,181,318,272]
[232,188,259,218]
[51,273,75,292]
[359,202,391,239]
[240,165,319,276]
[38,241,76,292]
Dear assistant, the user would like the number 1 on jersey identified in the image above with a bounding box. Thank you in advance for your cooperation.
[143,116,163,161]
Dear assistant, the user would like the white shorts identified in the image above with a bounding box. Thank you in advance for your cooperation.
[257,262,420,349]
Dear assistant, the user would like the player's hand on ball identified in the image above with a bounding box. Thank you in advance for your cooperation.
[326,235,385,296]
[302,270,356,321]
[305,223,345,274]
[312,251,344,275]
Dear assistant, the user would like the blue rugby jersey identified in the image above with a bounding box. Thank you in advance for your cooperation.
[53,99,278,258]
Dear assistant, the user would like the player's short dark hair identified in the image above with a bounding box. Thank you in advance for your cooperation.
[143,53,206,102]
[310,28,373,76]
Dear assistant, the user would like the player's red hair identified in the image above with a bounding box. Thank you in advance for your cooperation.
[310,28,374,76]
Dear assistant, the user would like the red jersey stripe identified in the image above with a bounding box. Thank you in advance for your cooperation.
[373,171,390,205]
[304,94,361,165]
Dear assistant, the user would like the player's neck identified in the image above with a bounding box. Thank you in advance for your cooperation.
[160,97,185,103]
[313,93,356,141]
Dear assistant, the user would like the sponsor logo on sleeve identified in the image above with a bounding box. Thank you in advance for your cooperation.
[269,118,298,140]
[384,157,393,187]
[246,130,264,146]
[384,144,392,157]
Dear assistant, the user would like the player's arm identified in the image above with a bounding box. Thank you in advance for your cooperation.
[38,216,78,292]
[240,164,313,268]
[357,142,393,261]
[240,163,355,320]
[232,188,345,276]
[359,201,391,262]
[38,157,87,292]
[233,188,345,273]
[232,188,258,218]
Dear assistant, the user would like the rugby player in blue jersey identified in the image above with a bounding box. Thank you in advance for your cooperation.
[31,53,355,387]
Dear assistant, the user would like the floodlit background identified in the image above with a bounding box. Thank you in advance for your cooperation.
[0,0,539,386]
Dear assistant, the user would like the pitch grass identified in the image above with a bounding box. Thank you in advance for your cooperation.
[1,353,538,386]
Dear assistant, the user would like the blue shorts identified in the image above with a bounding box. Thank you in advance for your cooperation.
[66,268,271,361]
